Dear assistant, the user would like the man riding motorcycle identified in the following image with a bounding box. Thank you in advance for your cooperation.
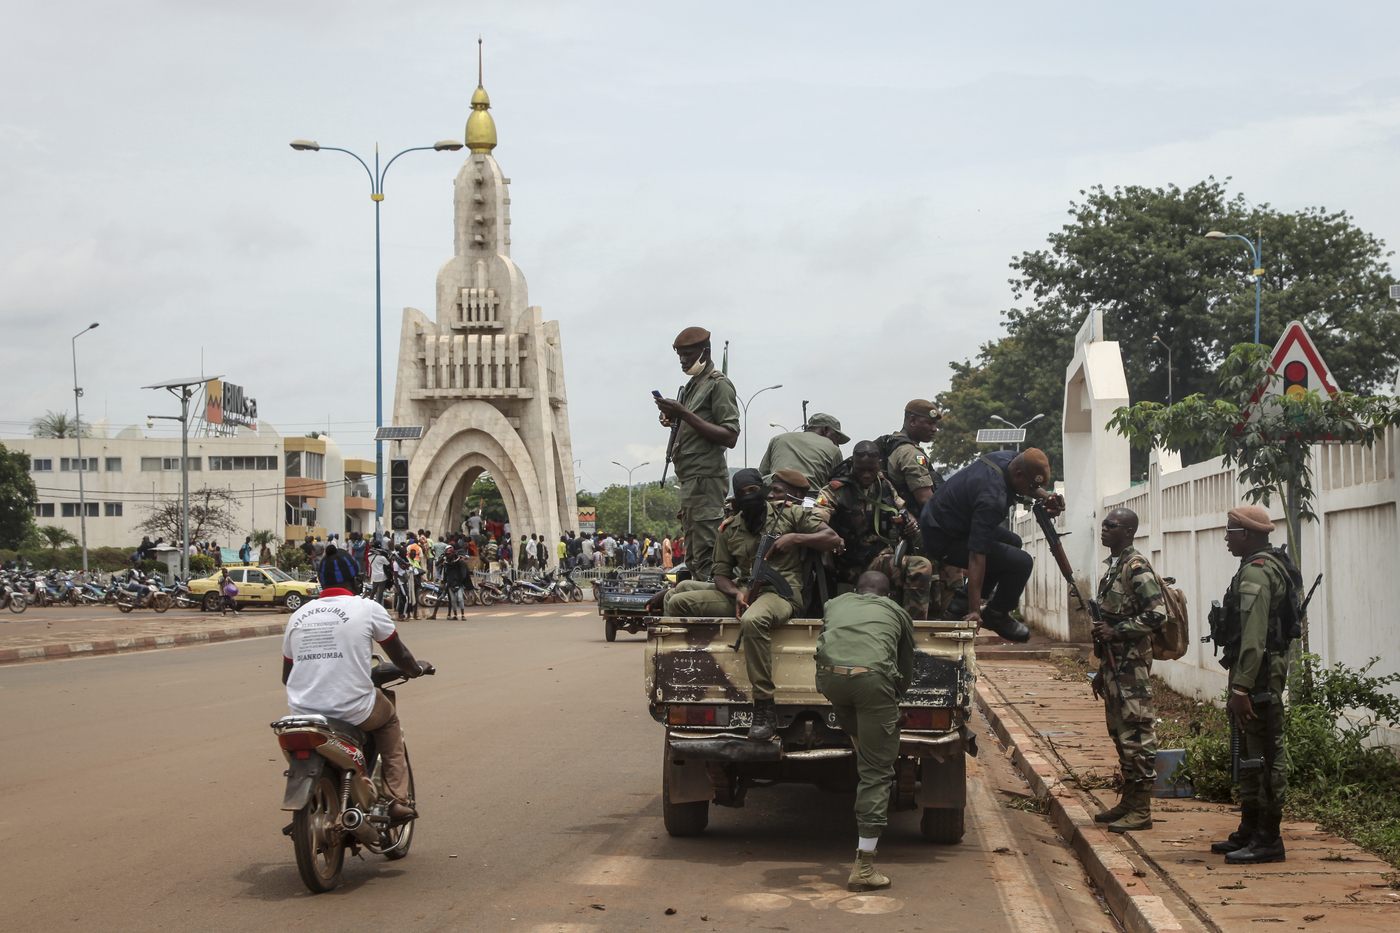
[122,568,152,602]
[280,559,432,823]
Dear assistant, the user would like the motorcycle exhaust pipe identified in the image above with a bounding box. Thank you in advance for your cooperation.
[339,807,381,846]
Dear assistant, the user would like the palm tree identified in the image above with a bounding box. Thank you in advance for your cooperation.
[38,525,78,552]
[30,411,87,438]
[251,529,280,549]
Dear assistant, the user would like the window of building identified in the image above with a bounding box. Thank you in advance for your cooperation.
[30,459,52,472]
[304,452,324,480]
[104,502,123,517]
[211,455,278,471]
[33,503,55,517]
[284,451,300,478]
[141,457,162,471]
[61,502,100,518]
[105,457,122,472]
[59,457,98,472]
[142,457,200,471]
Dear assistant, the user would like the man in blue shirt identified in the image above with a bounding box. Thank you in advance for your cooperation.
[920,447,1061,642]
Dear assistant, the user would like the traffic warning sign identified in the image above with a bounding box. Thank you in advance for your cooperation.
[1247,321,1339,419]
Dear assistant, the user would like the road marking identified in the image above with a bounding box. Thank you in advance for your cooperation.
[968,755,1061,932]
[526,611,555,617]
[563,611,591,617]
[530,925,599,933]
[489,612,516,617]
[568,854,647,886]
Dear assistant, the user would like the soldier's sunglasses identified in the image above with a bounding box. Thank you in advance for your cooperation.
[1101,519,1127,530]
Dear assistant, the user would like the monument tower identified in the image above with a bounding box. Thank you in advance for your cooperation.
[391,49,577,541]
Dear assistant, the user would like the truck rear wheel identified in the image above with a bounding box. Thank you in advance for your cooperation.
[662,755,709,837]
[605,617,617,642]
[920,805,965,844]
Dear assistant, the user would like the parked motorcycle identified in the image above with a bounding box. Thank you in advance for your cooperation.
[271,659,434,893]
[115,583,172,613]
[171,576,201,610]
[0,575,27,613]
[474,575,504,606]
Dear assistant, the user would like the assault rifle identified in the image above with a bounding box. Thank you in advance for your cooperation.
[728,533,793,648]
[656,385,684,486]
[1033,498,1119,686]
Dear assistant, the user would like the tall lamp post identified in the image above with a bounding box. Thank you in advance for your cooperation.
[611,461,650,534]
[145,376,220,579]
[990,413,1045,452]
[739,384,783,468]
[290,136,463,533]
[768,422,790,433]
[1153,334,1173,406]
[1205,229,1264,344]
[71,323,99,575]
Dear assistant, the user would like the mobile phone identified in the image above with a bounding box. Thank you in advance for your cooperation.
[652,390,663,399]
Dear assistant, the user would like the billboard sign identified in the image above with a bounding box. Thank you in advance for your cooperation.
[205,379,258,430]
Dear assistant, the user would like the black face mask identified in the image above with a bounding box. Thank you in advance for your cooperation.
[735,489,769,534]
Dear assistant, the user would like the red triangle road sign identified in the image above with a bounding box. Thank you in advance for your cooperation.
[1247,321,1339,413]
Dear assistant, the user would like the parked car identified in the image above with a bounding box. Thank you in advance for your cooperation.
[188,564,320,613]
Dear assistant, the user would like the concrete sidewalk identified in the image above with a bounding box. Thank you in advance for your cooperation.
[977,659,1400,933]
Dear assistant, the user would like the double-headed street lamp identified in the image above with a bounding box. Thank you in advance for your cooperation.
[990,413,1045,452]
[739,384,782,468]
[612,461,650,534]
[290,137,463,532]
[1205,229,1264,344]
[71,322,99,575]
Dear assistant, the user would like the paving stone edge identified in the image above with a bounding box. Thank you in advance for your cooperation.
[975,678,1189,933]
[0,624,282,665]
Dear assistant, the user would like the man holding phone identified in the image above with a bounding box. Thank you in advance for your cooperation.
[652,326,739,582]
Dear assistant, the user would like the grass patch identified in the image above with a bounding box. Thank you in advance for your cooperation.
[1005,794,1052,814]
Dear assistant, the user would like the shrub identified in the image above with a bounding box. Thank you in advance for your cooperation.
[276,543,308,572]
[188,553,215,575]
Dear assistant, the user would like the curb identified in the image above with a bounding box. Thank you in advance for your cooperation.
[0,624,283,665]
[975,680,1187,933]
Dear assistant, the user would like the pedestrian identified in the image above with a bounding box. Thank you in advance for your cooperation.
[368,546,390,606]
[1210,505,1296,865]
[662,535,673,570]
[259,541,273,565]
[814,571,914,892]
[219,567,240,616]
[239,536,252,563]
[1089,507,1166,834]
[652,326,740,583]
[432,533,447,580]
[580,533,594,569]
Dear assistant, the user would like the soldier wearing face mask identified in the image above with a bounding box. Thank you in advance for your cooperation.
[653,327,740,582]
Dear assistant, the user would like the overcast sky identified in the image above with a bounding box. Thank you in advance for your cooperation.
[4,1,1398,493]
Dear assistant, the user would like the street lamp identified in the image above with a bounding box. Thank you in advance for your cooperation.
[769,422,790,433]
[290,136,464,534]
[71,322,98,575]
[1153,334,1173,406]
[1205,229,1264,344]
[739,384,782,468]
[145,376,221,579]
[611,461,650,534]
[990,413,1045,452]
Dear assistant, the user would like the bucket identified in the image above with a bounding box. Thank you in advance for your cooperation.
[1152,748,1194,798]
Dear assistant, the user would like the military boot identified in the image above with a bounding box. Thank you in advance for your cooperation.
[942,589,969,620]
[747,699,778,742]
[848,849,891,892]
[1108,783,1154,833]
[1226,809,1285,864]
[1210,803,1261,854]
[980,607,1031,643]
[1093,780,1136,824]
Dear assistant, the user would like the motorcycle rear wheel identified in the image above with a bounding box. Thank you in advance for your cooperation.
[569,585,583,603]
[479,591,498,606]
[381,750,416,861]
[151,592,172,613]
[117,599,134,614]
[292,773,346,893]
[7,595,26,613]
[509,589,524,604]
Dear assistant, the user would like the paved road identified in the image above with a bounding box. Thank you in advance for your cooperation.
[2,606,1115,933]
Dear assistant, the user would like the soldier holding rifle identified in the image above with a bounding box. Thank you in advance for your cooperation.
[653,326,739,582]
[1089,507,1166,833]
[653,469,839,740]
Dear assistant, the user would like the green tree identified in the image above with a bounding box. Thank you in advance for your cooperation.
[30,410,88,438]
[0,443,38,549]
[37,525,78,552]
[594,484,680,539]
[933,179,1399,476]
[251,528,281,550]
[462,474,508,523]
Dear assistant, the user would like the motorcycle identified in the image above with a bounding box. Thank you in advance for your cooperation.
[0,575,27,613]
[416,579,443,610]
[115,583,172,613]
[171,576,201,610]
[507,570,548,604]
[474,574,505,606]
[548,569,585,603]
[271,659,433,893]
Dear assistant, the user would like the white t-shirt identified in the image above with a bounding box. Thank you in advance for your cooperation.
[467,515,482,534]
[282,595,396,725]
[369,552,389,583]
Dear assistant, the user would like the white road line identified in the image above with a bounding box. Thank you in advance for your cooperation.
[530,925,600,933]
[563,611,592,617]
[968,758,1062,933]
[526,611,555,617]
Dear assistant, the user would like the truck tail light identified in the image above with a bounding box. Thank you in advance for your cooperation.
[278,732,328,751]
[901,708,952,730]
[668,705,720,726]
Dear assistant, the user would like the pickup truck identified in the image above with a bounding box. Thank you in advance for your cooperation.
[645,611,978,843]
[596,572,672,641]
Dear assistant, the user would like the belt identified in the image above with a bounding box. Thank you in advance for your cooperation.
[819,665,871,675]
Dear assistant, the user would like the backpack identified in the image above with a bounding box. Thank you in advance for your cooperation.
[1258,546,1306,653]
[1146,569,1190,661]
[873,434,942,494]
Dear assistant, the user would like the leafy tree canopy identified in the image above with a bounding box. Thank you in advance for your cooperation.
[462,474,508,523]
[933,179,1399,477]
[37,525,78,551]
[594,483,679,540]
[0,442,38,549]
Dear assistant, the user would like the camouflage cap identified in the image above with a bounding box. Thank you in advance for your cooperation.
[1228,505,1273,533]
[1020,448,1051,487]
[673,326,711,348]
[806,412,850,445]
[771,469,810,491]
[904,399,942,421]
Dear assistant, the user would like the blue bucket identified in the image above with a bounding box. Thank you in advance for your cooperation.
[1153,748,1194,798]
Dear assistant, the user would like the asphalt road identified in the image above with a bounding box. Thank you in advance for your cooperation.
[2,606,1117,933]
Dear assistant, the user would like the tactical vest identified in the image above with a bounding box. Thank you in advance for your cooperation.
[875,434,942,498]
[826,476,900,570]
[1206,546,1304,668]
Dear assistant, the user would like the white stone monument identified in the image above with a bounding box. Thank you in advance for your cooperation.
[391,69,577,543]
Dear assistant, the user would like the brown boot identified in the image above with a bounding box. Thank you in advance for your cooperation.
[1108,783,1154,833]
[1093,780,1135,824]
[848,849,891,892]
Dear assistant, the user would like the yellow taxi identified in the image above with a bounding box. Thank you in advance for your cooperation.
[189,564,321,613]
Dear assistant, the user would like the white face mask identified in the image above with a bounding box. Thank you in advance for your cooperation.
[684,357,707,376]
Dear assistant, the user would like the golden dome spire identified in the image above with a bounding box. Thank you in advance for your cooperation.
[466,38,497,154]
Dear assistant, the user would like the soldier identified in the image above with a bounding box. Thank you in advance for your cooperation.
[653,468,839,740]
[1089,507,1166,833]
[880,399,942,509]
[759,412,848,488]
[653,327,740,582]
[812,440,933,619]
[814,570,914,893]
[1211,505,1293,864]
[920,447,1062,643]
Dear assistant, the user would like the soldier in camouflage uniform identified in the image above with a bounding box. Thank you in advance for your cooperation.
[812,440,933,619]
[1090,507,1165,834]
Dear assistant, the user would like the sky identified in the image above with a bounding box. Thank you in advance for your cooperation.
[4,1,1399,494]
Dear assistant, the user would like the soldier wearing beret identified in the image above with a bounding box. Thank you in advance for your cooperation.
[920,447,1062,642]
[881,399,942,509]
[654,327,740,583]
[1211,505,1293,864]
[759,412,849,488]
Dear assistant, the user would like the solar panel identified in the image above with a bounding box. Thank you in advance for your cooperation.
[976,428,1026,444]
[1391,284,1400,300]
[374,426,424,441]
[142,375,223,390]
